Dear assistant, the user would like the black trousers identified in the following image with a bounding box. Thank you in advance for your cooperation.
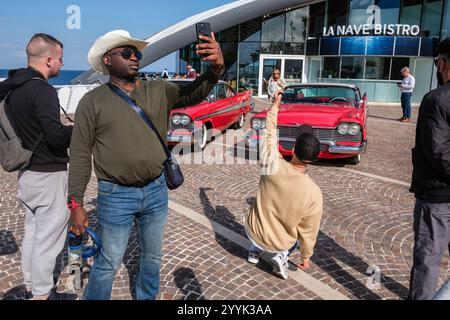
[409,199,450,300]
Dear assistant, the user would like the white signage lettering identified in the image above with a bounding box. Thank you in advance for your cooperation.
[323,24,420,37]
[322,4,420,37]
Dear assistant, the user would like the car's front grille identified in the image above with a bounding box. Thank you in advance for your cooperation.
[278,125,362,142]
[169,122,194,131]
[279,140,328,152]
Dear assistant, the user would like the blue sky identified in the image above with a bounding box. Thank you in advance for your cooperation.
[0,0,236,72]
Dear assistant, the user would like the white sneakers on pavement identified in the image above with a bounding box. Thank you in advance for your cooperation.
[270,253,289,280]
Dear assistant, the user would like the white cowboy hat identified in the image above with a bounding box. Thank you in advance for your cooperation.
[87,30,149,75]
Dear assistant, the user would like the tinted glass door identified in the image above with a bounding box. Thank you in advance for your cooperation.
[284,59,303,87]
[260,58,282,97]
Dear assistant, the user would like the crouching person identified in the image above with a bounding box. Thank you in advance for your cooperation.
[244,90,323,279]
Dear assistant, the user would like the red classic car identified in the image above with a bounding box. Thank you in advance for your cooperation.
[167,80,254,149]
[248,83,368,164]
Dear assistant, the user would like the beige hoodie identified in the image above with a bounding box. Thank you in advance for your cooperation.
[245,101,323,262]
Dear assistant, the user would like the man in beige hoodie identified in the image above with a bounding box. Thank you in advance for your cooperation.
[245,90,323,280]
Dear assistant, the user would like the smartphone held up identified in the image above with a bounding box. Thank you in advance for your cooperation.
[196,22,212,59]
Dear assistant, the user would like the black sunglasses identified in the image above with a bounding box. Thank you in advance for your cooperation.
[109,47,143,61]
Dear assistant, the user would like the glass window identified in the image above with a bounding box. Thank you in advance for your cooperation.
[261,13,285,42]
[349,0,400,27]
[442,0,450,39]
[341,57,365,79]
[307,58,321,82]
[395,37,420,56]
[217,26,239,43]
[421,0,444,37]
[322,57,340,79]
[309,2,326,38]
[391,57,412,80]
[239,18,262,42]
[400,0,422,26]
[413,58,433,102]
[419,37,437,56]
[320,37,340,55]
[366,36,394,55]
[261,42,284,54]
[377,0,401,25]
[237,42,260,94]
[220,42,238,91]
[340,37,366,55]
[306,39,320,55]
[327,0,349,29]
[283,86,358,106]
[217,84,227,100]
[349,0,371,26]
[188,43,202,74]
[284,59,304,85]
[285,7,309,43]
[365,57,391,79]
[284,43,305,55]
[225,85,235,98]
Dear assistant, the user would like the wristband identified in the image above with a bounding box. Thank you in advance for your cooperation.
[67,199,81,211]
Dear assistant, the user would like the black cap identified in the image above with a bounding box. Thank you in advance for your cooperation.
[294,125,320,163]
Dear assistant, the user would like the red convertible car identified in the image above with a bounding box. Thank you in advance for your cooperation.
[248,83,368,164]
[167,80,254,149]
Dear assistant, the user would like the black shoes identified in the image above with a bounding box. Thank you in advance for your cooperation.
[25,290,33,300]
[47,291,78,300]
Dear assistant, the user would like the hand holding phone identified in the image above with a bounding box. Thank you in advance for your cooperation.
[196,22,212,58]
[195,22,224,71]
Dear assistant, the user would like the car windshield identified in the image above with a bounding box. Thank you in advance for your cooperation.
[282,86,358,107]
[169,80,215,103]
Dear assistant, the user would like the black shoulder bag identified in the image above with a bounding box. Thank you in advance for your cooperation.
[107,83,184,190]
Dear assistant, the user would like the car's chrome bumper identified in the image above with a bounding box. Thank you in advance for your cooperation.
[246,136,367,155]
[167,128,202,143]
[322,140,367,154]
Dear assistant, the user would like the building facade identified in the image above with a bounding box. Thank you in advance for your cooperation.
[179,0,450,103]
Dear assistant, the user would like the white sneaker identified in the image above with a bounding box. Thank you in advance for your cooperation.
[247,250,260,264]
[270,254,289,280]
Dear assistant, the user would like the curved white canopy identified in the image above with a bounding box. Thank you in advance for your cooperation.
[72,0,309,84]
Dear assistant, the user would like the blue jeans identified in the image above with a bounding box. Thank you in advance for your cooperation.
[401,92,412,118]
[433,278,450,300]
[83,173,168,300]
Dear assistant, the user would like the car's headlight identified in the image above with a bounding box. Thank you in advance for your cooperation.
[252,118,266,130]
[172,115,181,125]
[337,123,349,135]
[180,115,191,126]
[348,123,361,136]
[252,118,261,129]
[172,114,191,126]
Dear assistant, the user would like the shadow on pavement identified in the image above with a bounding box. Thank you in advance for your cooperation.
[311,231,409,299]
[173,267,206,300]
[0,230,19,256]
[199,187,248,262]
[1,285,25,300]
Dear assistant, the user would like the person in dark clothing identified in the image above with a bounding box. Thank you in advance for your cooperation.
[0,34,76,300]
[67,30,224,300]
[408,37,450,300]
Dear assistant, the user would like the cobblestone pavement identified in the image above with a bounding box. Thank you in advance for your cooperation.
[1,100,449,300]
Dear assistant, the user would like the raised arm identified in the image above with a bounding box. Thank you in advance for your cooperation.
[259,90,283,175]
[165,32,224,110]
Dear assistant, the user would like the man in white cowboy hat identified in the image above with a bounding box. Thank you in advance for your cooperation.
[67,29,224,300]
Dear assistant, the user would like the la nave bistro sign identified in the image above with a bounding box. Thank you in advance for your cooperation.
[323,5,420,37]
[323,23,420,37]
